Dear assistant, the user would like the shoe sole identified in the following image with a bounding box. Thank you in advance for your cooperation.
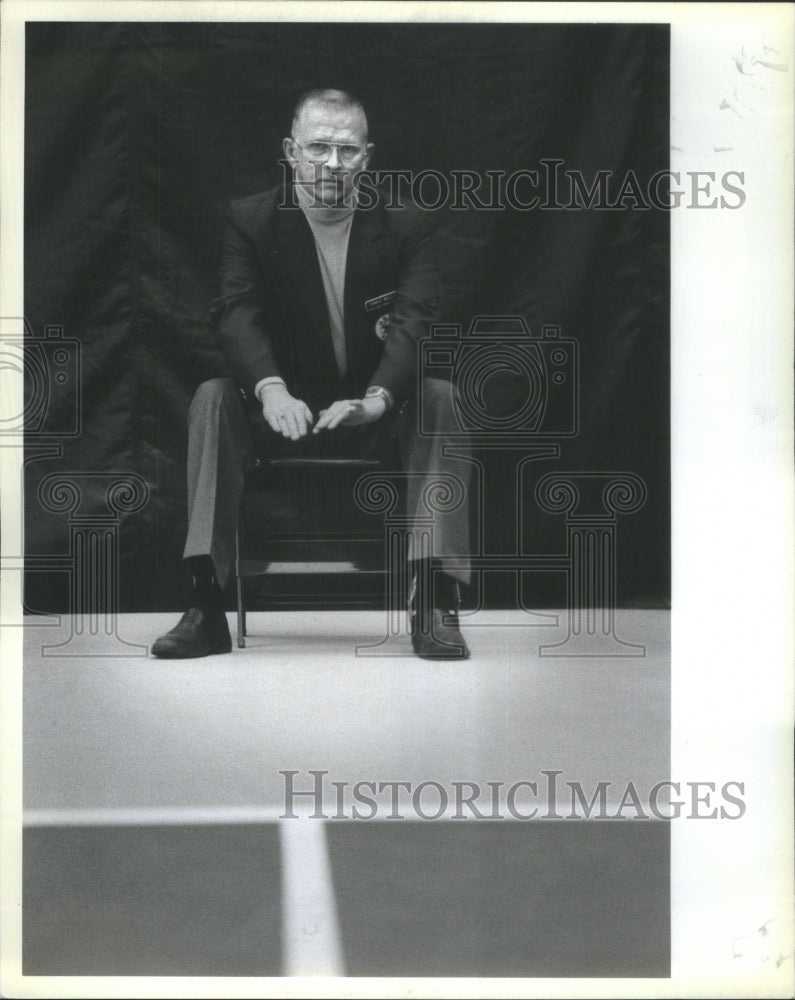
[151,642,232,659]
[412,643,470,660]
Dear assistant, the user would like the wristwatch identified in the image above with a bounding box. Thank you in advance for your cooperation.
[364,385,394,410]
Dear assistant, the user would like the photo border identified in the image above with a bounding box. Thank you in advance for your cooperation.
[1,2,792,998]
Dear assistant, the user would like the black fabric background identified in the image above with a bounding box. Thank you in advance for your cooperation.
[24,21,670,612]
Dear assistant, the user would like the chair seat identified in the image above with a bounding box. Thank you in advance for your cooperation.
[237,559,387,575]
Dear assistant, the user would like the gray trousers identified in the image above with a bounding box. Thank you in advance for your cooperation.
[182,378,472,589]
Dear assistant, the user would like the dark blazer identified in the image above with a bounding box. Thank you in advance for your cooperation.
[210,185,440,413]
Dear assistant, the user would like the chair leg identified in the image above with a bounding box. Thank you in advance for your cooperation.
[235,519,247,648]
[236,574,246,648]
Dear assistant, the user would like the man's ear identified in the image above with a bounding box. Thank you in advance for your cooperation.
[363,142,375,169]
[283,136,296,163]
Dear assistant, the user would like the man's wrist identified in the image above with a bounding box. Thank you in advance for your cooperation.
[255,376,286,403]
[364,385,393,411]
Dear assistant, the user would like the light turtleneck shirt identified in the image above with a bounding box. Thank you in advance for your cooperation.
[294,182,357,376]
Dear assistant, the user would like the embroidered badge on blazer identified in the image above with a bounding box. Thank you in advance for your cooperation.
[375,314,392,341]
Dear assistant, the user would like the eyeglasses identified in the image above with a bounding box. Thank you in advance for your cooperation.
[291,139,367,168]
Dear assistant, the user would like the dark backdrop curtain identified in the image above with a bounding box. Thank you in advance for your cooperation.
[24,21,669,612]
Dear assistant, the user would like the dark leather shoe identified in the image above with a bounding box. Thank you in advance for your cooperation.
[409,568,470,660]
[411,605,470,659]
[152,607,232,659]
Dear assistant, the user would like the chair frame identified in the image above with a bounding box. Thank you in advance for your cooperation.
[234,456,396,648]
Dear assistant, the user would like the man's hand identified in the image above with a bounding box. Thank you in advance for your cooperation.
[313,394,387,434]
[260,383,313,440]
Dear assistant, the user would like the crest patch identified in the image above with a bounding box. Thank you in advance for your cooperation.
[375,314,391,341]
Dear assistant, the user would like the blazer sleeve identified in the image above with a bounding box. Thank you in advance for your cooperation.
[368,205,440,405]
[209,200,283,398]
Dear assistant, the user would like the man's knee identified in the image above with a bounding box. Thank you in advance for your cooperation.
[419,377,461,434]
[188,378,238,424]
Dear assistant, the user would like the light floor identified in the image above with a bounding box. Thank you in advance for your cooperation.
[22,609,670,978]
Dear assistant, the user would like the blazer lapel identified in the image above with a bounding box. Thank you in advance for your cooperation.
[344,207,388,358]
[273,206,338,372]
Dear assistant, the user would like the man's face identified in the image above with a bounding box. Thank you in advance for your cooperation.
[284,102,372,206]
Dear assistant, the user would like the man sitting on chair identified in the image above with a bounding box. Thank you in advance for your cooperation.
[153,88,472,660]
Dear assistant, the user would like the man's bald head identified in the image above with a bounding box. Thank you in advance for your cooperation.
[291,89,368,140]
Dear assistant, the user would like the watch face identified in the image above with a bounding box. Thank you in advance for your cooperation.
[375,313,391,341]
